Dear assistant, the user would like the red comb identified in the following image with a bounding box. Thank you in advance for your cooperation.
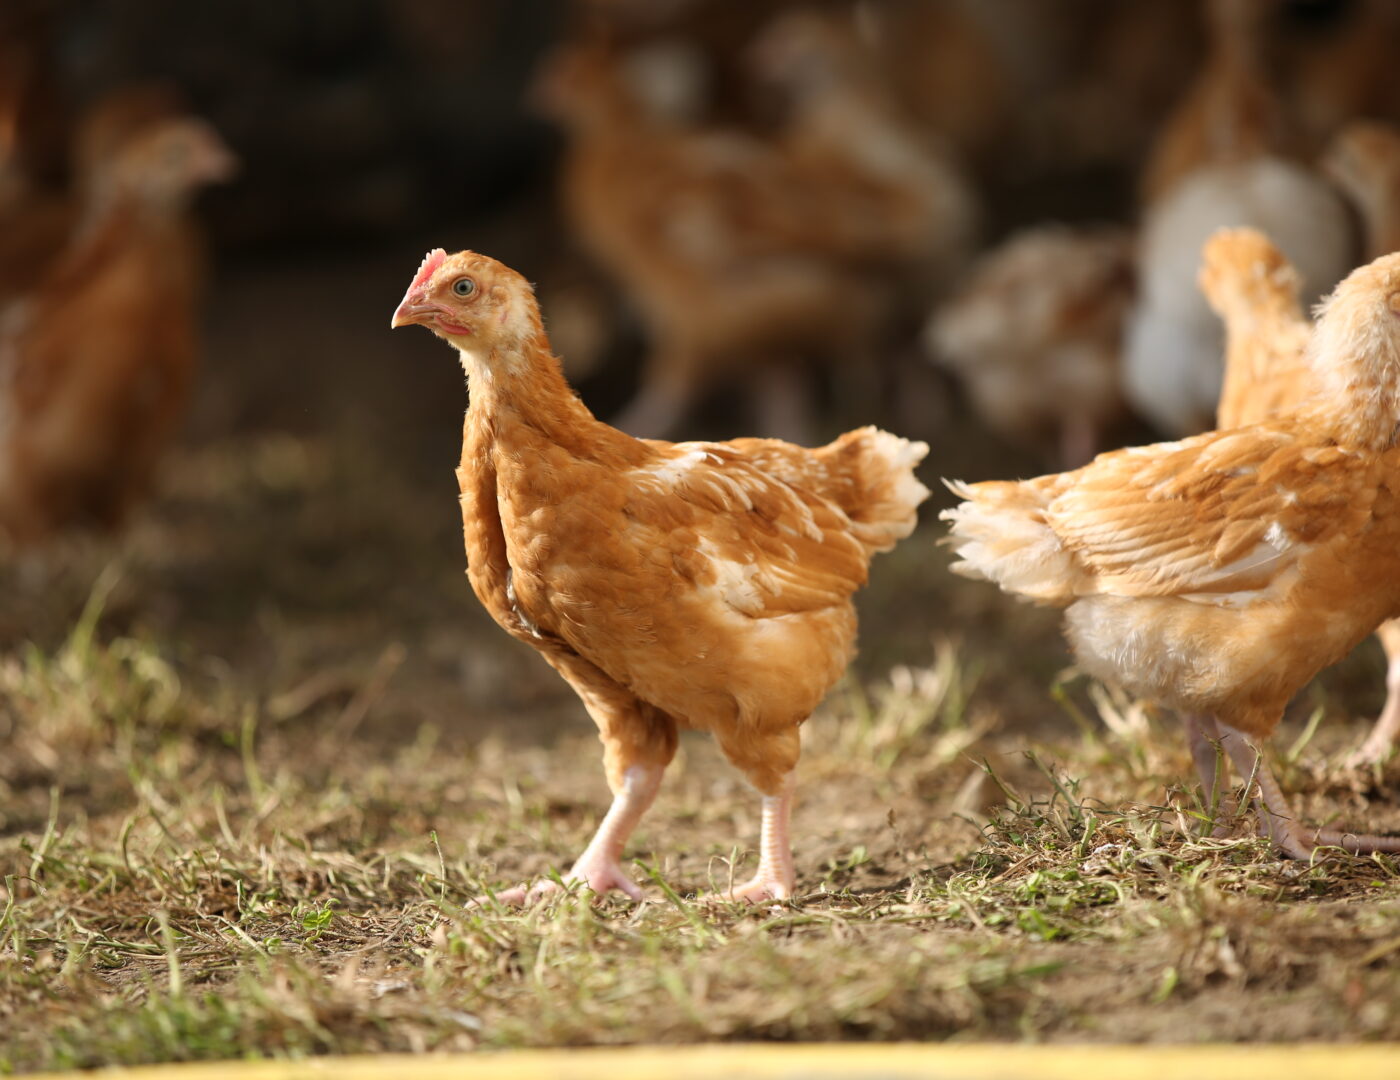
[410,248,447,289]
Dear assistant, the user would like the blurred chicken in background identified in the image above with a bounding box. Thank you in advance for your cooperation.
[1124,0,1355,437]
[750,9,978,309]
[1282,0,1400,152]
[537,6,975,443]
[861,0,1013,173]
[927,225,1135,468]
[1325,120,1400,260]
[0,87,234,545]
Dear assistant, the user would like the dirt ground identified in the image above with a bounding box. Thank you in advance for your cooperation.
[3,249,1400,1073]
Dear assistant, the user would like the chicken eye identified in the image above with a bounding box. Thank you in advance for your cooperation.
[452,278,476,298]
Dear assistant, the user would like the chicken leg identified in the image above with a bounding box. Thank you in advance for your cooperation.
[481,652,678,906]
[1181,712,1234,833]
[1217,722,1400,858]
[1347,619,1400,768]
[708,722,801,902]
[489,763,665,905]
[714,772,796,902]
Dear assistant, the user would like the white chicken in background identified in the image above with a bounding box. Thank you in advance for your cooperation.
[1126,165,1355,435]
[928,225,1136,468]
[1123,0,1356,437]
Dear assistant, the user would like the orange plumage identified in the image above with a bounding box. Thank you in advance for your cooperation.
[535,19,973,441]
[0,106,234,543]
[1204,227,1400,767]
[1202,227,1314,429]
[392,249,929,902]
[944,250,1400,858]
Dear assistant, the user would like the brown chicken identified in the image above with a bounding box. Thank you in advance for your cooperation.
[1325,121,1400,262]
[943,250,1400,858]
[928,225,1135,468]
[1124,0,1354,438]
[537,39,879,441]
[537,21,972,442]
[1204,227,1400,767]
[1,85,197,308]
[392,249,929,902]
[750,8,977,297]
[0,111,234,543]
[1140,0,1281,206]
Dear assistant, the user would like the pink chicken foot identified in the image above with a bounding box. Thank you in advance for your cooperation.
[1187,717,1400,862]
[710,772,797,903]
[480,763,665,906]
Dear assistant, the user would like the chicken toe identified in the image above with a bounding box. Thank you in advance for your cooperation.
[712,773,796,903]
[1347,620,1400,769]
[1219,724,1400,857]
[476,763,665,907]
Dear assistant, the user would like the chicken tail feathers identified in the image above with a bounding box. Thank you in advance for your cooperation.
[818,426,930,555]
[939,476,1079,605]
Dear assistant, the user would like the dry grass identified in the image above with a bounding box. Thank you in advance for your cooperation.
[4,257,1400,1070]
[5,491,1400,1073]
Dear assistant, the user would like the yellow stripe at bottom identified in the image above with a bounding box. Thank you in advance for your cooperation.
[25,1043,1400,1080]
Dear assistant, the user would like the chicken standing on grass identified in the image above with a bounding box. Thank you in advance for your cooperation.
[942,251,1400,859]
[391,249,929,902]
[1203,227,1400,768]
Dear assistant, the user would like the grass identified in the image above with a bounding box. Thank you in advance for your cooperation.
[6,552,1400,1074]
[4,353,1400,1072]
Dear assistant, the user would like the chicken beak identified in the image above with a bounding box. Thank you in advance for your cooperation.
[391,288,433,329]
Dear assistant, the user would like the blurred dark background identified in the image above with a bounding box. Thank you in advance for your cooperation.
[9,0,1395,446]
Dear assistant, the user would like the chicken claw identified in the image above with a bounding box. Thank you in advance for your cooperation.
[1219,724,1400,858]
[709,774,796,903]
[486,857,644,907]
[474,763,664,908]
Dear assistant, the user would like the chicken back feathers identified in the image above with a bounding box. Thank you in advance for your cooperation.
[944,251,1400,738]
